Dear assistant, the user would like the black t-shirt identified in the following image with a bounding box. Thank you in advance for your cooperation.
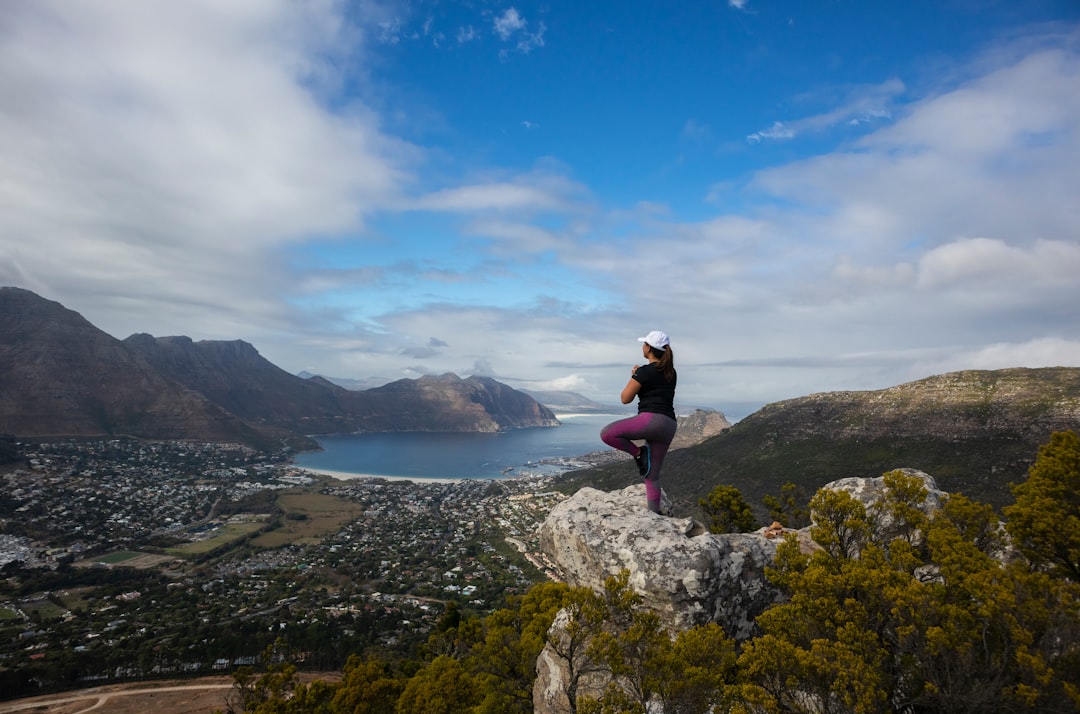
[633,362,677,420]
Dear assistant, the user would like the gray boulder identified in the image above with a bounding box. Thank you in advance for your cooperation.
[538,471,945,638]
[825,467,946,511]
[538,483,792,638]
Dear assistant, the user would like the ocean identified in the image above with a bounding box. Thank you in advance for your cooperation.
[292,412,628,480]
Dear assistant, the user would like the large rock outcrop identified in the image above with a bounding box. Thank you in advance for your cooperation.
[539,483,797,637]
[534,471,946,714]
[669,408,732,448]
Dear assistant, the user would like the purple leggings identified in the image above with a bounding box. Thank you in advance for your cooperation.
[600,412,677,511]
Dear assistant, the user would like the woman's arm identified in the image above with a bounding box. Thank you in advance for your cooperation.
[620,373,642,404]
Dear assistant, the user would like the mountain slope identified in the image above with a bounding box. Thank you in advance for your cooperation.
[123,334,362,434]
[556,367,1080,513]
[126,337,559,434]
[357,374,560,432]
[0,287,276,447]
[521,389,610,413]
[1,287,561,445]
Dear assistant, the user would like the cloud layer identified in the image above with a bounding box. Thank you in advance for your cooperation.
[1,3,1078,415]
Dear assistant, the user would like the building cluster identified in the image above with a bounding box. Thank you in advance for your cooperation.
[1,438,281,564]
[0,438,571,691]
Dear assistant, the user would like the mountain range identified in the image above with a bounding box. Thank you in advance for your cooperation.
[7,285,1078,512]
[0,287,559,450]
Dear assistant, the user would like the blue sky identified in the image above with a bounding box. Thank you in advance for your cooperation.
[2,1,1079,417]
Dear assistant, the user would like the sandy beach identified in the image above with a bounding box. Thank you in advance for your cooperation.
[293,442,622,485]
[297,466,467,484]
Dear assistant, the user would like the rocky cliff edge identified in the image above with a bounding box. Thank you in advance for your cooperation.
[538,470,945,638]
[535,472,947,714]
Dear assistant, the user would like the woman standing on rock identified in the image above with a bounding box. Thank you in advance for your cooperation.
[600,330,678,514]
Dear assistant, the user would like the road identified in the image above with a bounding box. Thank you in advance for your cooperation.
[0,681,234,714]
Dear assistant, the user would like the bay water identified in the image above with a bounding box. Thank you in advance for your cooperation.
[293,412,628,480]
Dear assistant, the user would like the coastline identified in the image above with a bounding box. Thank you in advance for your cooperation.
[297,466,466,484]
[294,450,620,485]
[290,415,625,484]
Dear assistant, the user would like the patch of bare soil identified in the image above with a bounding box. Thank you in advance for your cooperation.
[0,674,340,714]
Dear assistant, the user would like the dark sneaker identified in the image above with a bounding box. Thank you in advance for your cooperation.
[634,444,651,477]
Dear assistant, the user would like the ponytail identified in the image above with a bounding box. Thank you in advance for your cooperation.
[650,345,675,382]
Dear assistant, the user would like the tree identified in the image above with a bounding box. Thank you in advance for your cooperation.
[762,482,811,528]
[469,581,573,714]
[583,571,668,713]
[937,491,1004,556]
[869,469,931,548]
[276,679,336,714]
[394,655,480,714]
[699,484,758,534]
[424,602,482,660]
[577,571,741,714]
[654,623,737,714]
[220,640,300,714]
[740,533,898,714]
[545,584,610,714]
[331,655,404,714]
[1004,430,1080,581]
[807,487,870,561]
[738,462,1080,714]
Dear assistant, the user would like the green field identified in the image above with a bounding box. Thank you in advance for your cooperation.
[0,607,20,621]
[252,491,365,548]
[165,522,265,556]
[157,490,365,557]
[19,599,66,621]
[95,550,144,564]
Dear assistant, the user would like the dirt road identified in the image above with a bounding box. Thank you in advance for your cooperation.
[0,673,337,714]
[0,680,233,714]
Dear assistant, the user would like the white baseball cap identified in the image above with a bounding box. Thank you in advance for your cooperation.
[638,330,669,351]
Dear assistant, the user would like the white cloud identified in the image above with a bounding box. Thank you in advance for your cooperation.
[963,338,1080,370]
[830,258,916,290]
[457,25,478,44]
[514,24,546,54]
[1,4,1076,413]
[414,183,566,213]
[748,49,1079,253]
[492,7,545,55]
[902,338,1080,383]
[463,220,567,252]
[869,50,1077,158]
[302,33,1080,407]
[411,166,589,216]
[681,118,712,142]
[0,0,412,340]
[493,8,526,40]
[747,121,795,143]
[552,39,1080,404]
[533,374,593,392]
[747,79,905,142]
[915,237,1080,291]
